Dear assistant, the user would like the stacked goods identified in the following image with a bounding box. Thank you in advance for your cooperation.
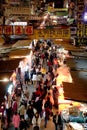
[69,106,79,116]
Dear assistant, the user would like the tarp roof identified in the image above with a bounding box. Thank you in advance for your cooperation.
[63,57,87,103]
[63,82,87,103]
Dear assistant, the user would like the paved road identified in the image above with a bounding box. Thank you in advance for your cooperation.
[3,84,66,130]
[7,119,55,130]
[0,84,56,130]
[0,39,87,129]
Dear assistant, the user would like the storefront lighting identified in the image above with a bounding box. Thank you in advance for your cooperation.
[0,78,9,82]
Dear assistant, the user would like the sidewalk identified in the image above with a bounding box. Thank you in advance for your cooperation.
[6,118,55,130]
[4,83,55,130]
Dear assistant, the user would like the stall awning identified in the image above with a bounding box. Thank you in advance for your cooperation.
[63,82,87,103]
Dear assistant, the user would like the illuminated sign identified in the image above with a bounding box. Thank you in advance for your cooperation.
[0,25,33,35]
[0,25,70,39]
[14,26,23,35]
[25,26,33,35]
[29,28,70,39]
[4,26,13,35]
[13,22,27,26]
[77,0,84,39]
[4,7,30,16]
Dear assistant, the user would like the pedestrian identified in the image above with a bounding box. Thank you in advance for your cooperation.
[5,92,12,128]
[18,102,26,119]
[53,111,63,130]
[26,105,34,126]
[20,117,27,130]
[43,97,53,128]
[32,112,41,130]
[53,87,59,109]
[24,71,29,85]
[44,107,51,128]
[12,111,20,130]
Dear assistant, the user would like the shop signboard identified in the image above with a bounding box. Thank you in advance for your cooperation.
[14,26,23,35]
[36,29,50,39]
[24,26,33,35]
[4,25,13,35]
[30,28,70,39]
[84,24,87,36]
[77,0,84,43]
[70,27,77,35]
[7,0,20,4]
[0,25,70,39]
[4,7,30,16]
[0,25,33,35]
[77,5,84,13]
[62,29,70,38]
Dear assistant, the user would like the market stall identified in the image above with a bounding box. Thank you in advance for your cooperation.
[62,104,87,130]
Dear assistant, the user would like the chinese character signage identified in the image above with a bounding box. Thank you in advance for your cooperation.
[14,26,23,35]
[4,26,13,35]
[34,28,70,39]
[77,0,84,38]
[0,25,33,35]
[0,25,70,39]
[25,26,33,35]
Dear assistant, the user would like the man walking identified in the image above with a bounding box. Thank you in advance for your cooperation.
[53,111,63,130]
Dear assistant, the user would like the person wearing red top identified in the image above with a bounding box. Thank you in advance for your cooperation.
[35,88,41,97]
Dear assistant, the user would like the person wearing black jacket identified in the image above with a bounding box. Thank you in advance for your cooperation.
[26,105,34,126]
[53,111,63,130]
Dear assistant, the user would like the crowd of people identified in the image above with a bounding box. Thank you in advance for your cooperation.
[0,39,72,130]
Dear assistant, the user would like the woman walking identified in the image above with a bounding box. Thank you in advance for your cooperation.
[12,111,20,130]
